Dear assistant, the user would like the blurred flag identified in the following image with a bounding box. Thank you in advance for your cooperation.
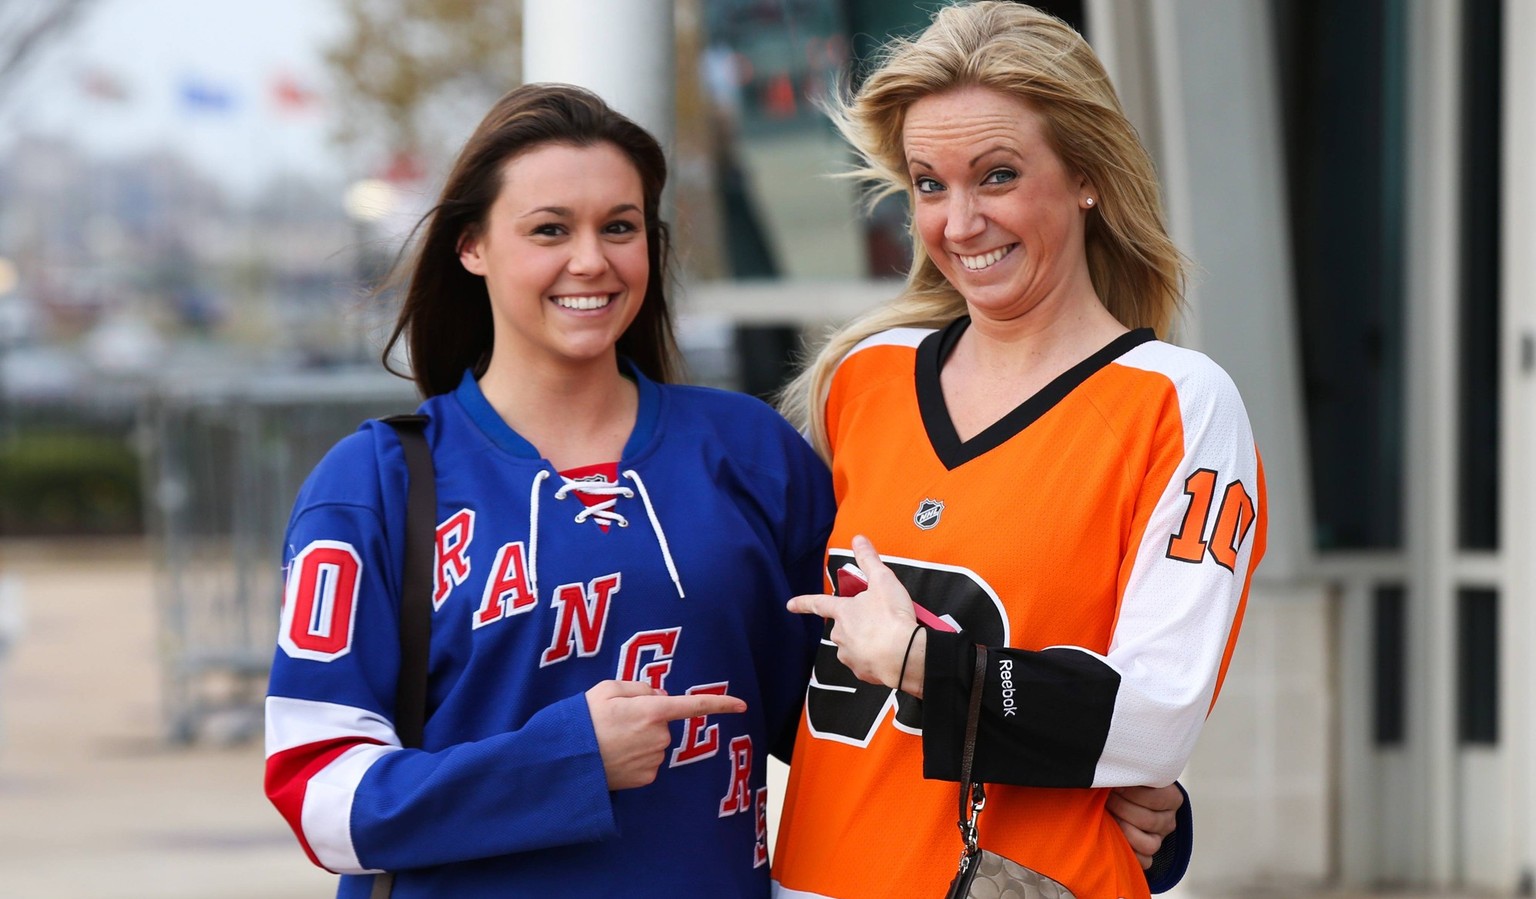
[270,71,319,114]
[78,68,130,103]
[763,71,797,118]
[380,149,426,185]
[178,74,236,114]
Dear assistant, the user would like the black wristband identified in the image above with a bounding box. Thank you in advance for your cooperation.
[896,624,923,694]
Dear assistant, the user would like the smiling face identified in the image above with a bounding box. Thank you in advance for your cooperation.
[903,85,1096,325]
[458,140,649,377]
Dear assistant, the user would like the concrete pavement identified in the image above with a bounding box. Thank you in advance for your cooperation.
[0,538,334,898]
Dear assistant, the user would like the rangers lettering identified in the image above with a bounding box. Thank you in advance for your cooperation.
[474,541,534,628]
[540,573,621,666]
[998,657,1017,717]
[617,628,680,689]
[434,508,476,607]
[717,735,753,817]
[670,681,727,767]
[753,787,769,868]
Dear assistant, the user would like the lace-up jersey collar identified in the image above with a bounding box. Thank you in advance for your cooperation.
[450,360,660,462]
[450,362,683,599]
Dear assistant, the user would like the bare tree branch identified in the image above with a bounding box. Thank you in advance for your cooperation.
[324,0,522,162]
[0,0,93,101]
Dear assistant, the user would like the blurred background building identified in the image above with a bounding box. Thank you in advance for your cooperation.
[0,0,1531,894]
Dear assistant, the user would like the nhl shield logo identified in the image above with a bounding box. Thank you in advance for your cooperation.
[913,498,944,530]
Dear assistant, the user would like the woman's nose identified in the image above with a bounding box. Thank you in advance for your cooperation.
[566,233,610,276]
[943,192,984,243]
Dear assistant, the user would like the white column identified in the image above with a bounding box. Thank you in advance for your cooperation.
[1403,0,1462,885]
[1501,0,1536,887]
[1137,0,1314,588]
[522,0,676,153]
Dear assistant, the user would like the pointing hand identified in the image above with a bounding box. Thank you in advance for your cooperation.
[585,680,747,790]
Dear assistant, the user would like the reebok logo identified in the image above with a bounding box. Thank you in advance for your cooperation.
[998,658,1017,717]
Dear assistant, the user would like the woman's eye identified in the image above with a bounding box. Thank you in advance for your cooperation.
[983,169,1017,185]
[531,223,565,237]
[914,176,942,194]
[605,220,640,235]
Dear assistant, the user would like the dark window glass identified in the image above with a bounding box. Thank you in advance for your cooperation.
[702,0,847,138]
[1372,585,1406,746]
[701,0,850,281]
[733,325,801,401]
[1457,588,1498,745]
[1025,0,1085,33]
[1457,0,1501,550]
[1274,0,1406,549]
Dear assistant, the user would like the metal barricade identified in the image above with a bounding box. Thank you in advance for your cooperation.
[141,370,417,743]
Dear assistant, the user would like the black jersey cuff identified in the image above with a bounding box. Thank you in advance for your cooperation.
[919,629,973,781]
[921,635,1120,787]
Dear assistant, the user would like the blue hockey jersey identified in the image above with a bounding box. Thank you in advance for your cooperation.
[264,367,834,897]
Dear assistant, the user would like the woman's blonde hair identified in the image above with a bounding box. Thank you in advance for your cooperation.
[780,0,1186,458]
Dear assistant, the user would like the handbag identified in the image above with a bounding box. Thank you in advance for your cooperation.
[370,415,435,899]
[944,645,1078,899]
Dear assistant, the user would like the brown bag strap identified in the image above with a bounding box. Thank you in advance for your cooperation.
[369,873,395,899]
[371,414,436,899]
[383,414,434,750]
[957,645,988,849]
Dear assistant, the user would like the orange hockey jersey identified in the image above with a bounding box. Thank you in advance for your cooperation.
[772,321,1266,899]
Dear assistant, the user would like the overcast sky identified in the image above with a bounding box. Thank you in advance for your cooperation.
[2,0,352,197]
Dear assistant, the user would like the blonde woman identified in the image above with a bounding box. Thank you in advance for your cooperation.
[772,4,1265,897]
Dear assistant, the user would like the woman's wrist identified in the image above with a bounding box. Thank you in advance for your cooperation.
[895,626,926,698]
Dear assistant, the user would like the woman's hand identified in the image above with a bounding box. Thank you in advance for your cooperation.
[585,680,746,790]
[787,535,923,694]
[1106,784,1183,869]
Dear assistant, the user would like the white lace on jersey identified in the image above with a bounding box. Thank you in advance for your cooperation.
[554,474,633,527]
[526,468,685,602]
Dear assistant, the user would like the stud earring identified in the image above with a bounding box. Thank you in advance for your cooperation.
[1084,197,1095,207]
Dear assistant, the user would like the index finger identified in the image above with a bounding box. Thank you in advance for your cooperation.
[647,692,748,722]
[786,592,836,618]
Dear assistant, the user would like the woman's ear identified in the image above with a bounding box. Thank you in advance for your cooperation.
[1077,173,1098,210]
[458,228,487,276]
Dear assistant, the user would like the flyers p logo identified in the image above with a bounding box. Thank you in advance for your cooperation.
[805,551,1007,746]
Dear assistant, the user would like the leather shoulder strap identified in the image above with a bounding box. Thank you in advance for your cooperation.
[381,414,433,748]
[372,414,433,899]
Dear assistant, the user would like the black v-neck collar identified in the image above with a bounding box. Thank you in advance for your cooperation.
[915,318,1157,470]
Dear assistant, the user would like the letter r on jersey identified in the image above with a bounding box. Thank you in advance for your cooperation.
[718,735,754,817]
[434,509,476,608]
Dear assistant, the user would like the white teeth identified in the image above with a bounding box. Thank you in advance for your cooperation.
[553,294,612,310]
[959,246,1013,271]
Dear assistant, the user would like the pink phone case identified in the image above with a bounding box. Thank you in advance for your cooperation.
[835,563,957,632]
